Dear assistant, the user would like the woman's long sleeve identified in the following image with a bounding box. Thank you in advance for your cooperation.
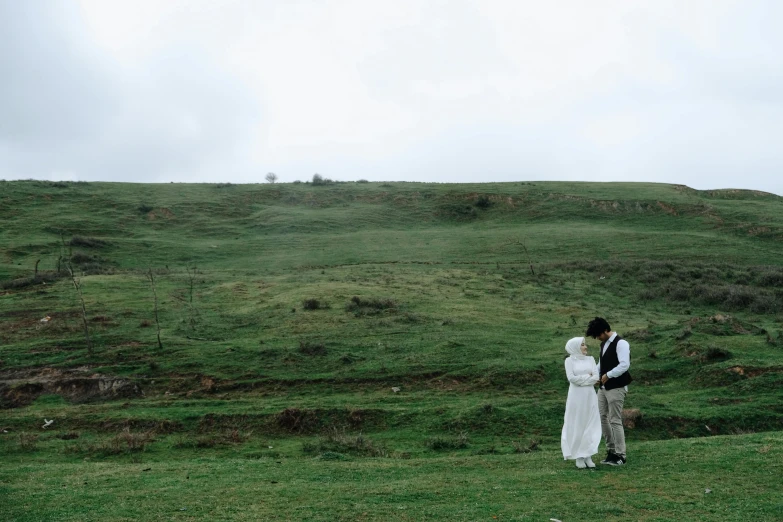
[565,358,598,386]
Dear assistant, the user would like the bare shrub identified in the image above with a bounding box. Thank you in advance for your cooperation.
[701,346,732,362]
[638,288,659,301]
[298,340,327,356]
[474,195,493,209]
[70,236,108,248]
[70,252,93,264]
[276,408,319,433]
[302,428,388,457]
[622,408,642,429]
[1,272,61,290]
[511,439,541,453]
[625,329,653,342]
[340,353,362,364]
[757,268,783,287]
[666,285,692,302]
[397,312,422,324]
[345,296,398,316]
[750,294,780,314]
[18,432,39,451]
[440,202,477,220]
[175,429,251,449]
[426,432,469,450]
[100,428,155,454]
[675,326,692,341]
[302,298,324,310]
[70,252,112,275]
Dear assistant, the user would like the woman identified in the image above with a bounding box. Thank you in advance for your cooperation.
[561,336,602,468]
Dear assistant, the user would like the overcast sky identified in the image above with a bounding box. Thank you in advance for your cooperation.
[1,1,781,194]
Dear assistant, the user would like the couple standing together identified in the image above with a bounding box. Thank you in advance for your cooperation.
[561,317,631,468]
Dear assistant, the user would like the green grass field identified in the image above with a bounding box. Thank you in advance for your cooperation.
[1,179,782,520]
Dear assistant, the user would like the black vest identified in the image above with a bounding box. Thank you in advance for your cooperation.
[599,335,632,390]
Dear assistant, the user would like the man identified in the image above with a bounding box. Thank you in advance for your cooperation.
[586,317,631,466]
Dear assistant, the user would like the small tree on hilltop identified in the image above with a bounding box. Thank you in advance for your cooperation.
[265,172,278,184]
[312,173,333,185]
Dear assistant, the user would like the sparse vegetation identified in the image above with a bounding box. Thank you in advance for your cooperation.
[298,340,327,356]
[18,432,39,451]
[474,195,493,209]
[302,298,325,310]
[302,428,388,457]
[426,432,470,450]
[69,236,108,248]
[511,438,541,454]
[344,296,398,316]
[701,346,732,362]
[0,272,61,290]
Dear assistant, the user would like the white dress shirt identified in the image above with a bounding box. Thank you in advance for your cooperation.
[600,332,630,390]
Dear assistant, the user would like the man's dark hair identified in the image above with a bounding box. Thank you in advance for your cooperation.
[586,317,611,338]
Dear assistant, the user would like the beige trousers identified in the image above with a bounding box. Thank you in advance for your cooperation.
[597,387,627,457]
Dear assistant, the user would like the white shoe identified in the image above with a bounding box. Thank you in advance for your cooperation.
[585,457,595,468]
[575,457,586,469]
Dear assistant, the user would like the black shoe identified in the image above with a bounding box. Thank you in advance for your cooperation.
[606,454,626,466]
[600,452,616,465]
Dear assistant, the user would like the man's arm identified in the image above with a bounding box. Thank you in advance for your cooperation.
[606,340,630,378]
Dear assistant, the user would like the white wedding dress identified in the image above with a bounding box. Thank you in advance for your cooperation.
[561,355,602,460]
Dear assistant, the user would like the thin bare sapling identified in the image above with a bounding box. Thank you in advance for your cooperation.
[60,235,92,355]
[146,268,164,350]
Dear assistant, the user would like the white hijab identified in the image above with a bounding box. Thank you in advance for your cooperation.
[565,336,590,360]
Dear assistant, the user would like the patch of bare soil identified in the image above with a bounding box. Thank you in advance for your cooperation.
[0,367,143,408]
[146,208,175,220]
[656,201,678,216]
[688,315,763,336]
[727,366,783,378]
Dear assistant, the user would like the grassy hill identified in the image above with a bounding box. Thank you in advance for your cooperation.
[1,179,782,520]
